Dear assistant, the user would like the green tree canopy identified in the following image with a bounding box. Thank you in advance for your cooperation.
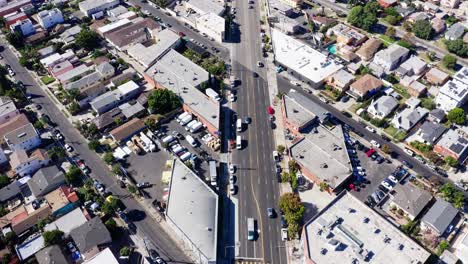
[88,139,101,151]
[385,26,396,37]
[445,39,468,58]
[43,230,64,246]
[347,5,377,31]
[0,175,10,189]
[76,29,100,51]
[148,89,181,114]
[65,165,82,185]
[447,107,466,124]
[442,54,457,69]
[5,32,23,48]
[444,156,459,167]
[412,20,433,40]
[47,146,66,161]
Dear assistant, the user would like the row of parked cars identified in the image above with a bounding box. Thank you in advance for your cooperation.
[366,167,409,207]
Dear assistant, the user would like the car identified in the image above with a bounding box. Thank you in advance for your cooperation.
[376,190,385,200]
[119,180,126,188]
[365,126,376,133]
[365,148,375,157]
[362,146,370,153]
[34,104,42,110]
[275,164,282,173]
[376,156,384,164]
[318,97,328,104]
[290,80,300,86]
[267,208,276,218]
[229,93,236,102]
[118,210,129,223]
[257,61,263,67]
[66,242,77,253]
[340,95,350,102]
[402,160,413,168]
[64,144,73,152]
[273,151,280,161]
[370,140,381,148]
[96,184,105,193]
[281,228,288,241]
[371,153,378,160]
[249,5,253,8]
[244,117,251,124]
[229,163,236,174]
[154,257,167,264]
[229,175,236,184]
[280,215,287,228]
[55,132,64,140]
[381,135,391,142]
[388,175,398,184]
[252,72,258,77]
[381,180,393,191]
[8,69,15,76]
[341,111,352,118]
[149,249,159,262]
[366,195,377,207]
[137,182,151,188]
[230,182,236,195]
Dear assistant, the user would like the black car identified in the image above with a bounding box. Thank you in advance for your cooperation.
[244,117,251,124]
[280,215,287,228]
[376,156,384,164]
[341,111,352,118]
[119,180,126,188]
[362,146,370,153]
[378,185,389,193]
[253,72,258,78]
[381,135,391,142]
[149,249,159,262]
[366,196,376,207]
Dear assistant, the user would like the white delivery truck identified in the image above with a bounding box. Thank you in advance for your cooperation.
[205,88,221,101]
[180,114,193,125]
[236,118,242,132]
[162,135,175,144]
[236,135,242,149]
[209,160,217,186]
[180,152,192,161]
[247,218,256,241]
[186,135,197,147]
[176,112,189,122]
[172,144,185,155]
[185,120,198,131]
[190,121,203,133]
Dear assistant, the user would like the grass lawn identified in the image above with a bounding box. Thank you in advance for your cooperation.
[437,62,456,76]
[41,76,55,85]
[393,84,411,99]
[384,126,407,142]
[379,35,396,47]
[384,126,398,137]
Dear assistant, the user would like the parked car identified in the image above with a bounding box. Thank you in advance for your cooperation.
[281,228,288,241]
[273,151,280,161]
[370,140,381,148]
[229,175,236,184]
[365,126,376,133]
[388,175,398,184]
[136,182,151,188]
[64,144,73,152]
[229,163,236,174]
[402,160,413,168]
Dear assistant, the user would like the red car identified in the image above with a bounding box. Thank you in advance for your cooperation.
[178,31,186,37]
[366,148,375,157]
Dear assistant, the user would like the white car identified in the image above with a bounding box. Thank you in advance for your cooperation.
[230,182,236,195]
[229,94,236,102]
[64,144,73,152]
[370,140,381,148]
[281,228,288,241]
[388,175,398,184]
[381,180,393,191]
[229,163,236,174]
[273,151,279,161]
[365,126,376,133]
[55,132,64,140]
[229,175,236,184]
[257,61,263,67]
[290,80,300,86]
[8,69,15,76]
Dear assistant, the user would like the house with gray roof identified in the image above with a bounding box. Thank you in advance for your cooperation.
[414,121,446,145]
[92,108,124,131]
[27,166,65,197]
[119,101,145,119]
[0,180,21,202]
[4,123,41,152]
[367,95,399,119]
[90,91,120,114]
[373,44,410,71]
[70,217,112,260]
[396,56,427,77]
[390,182,433,220]
[434,128,468,163]
[35,245,68,264]
[421,198,459,236]
[327,69,355,92]
[445,22,465,40]
[428,108,445,123]
[391,106,429,132]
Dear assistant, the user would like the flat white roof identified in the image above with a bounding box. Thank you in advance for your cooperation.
[16,234,44,261]
[272,29,342,84]
[304,192,431,264]
[196,12,225,34]
[186,0,225,15]
[83,247,119,264]
[44,207,88,235]
[117,80,139,95]
[98,18,131,34]
[166,159,218,262]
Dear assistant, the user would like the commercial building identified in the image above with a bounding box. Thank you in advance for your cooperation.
[0,0,31,17]
[302,191,431,264]
[373,44,410,71]
[79,0,120,17]
[289,125,352,192]
[434,128,468,163]
[271,13,301,35]
[10,18,35,36]
[166,159,218,264]
[185,0,225,16]
[435,67,468,112]
[195,12,225,43]
[104,18,161,51]
[37,8,64,29]
[272,29,342,89]
[278,0,302,8]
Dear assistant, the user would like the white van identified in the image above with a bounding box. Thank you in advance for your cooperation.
[190,121,203,133]
[180,152,192,161]
[176,112,189,122]
[236,136,242,149]
[180,115,193,125]
[162,135,175,144]
[185,120,198,131]
[236,118,242,132]
[186,135,197,147]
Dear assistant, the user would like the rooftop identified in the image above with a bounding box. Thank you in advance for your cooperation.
[0,180,21,202]
[303,191,431,263]
[392,107,429,131]
[426,67,449,82]
[35,245,68,264]
[0,113,29,139]
[92,108,124,130]
[83,247,119,264]
[391,182,432,218]
[105,18,160,49]
[4,123,38,146]
[109,118,146,142]
[44,187,70,212]
[15,234,44,261]
[79,0,118,12]
[283,89,329,128]
[421,198,458,234]
[70,217,112,253]
[417,121,446,144]
[166,159,218,262]
[90,90,120,111]
[44,207,88,235]
[272,29,342,84]
[27,166,65,197]
[0,97,17,116]
[119,101,145,119]
[56,64,92,83]
[436,129,468,160]
[374,44,409,63]
[289,125,352,189]
[186,0,225,15]
[196,12,225,34]
[350,74,383,94]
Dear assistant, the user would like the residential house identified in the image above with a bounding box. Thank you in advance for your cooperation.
[368,62,385,78]
[50,60,74,78]
[434,128,468,163]
[435,67,468,112]
[92,108,124,131]
[10,18,35,36]
[407,81,427,98]
[0,113,29,142]
[414,121,447,145]
[0,0,31,17]
[11,199,52,234]
[56,64,92,84]
[327,69,355,92]
[79,0,120,17]
[59,25,81,44]
[367,95,399,119]
[441,0,460,8]
[307,16,336,28]
[83,247,119,264]
[407,12,429,23]
[0,97,20,125]
[4,123,41,152]
[27,166,65,198]
[105,18,161,51]
[4,12,28,26]
[38,46,56,58]
[395,6,415,18]
[106,5,127,17]
[40,49,76,69]
[391,107,429,132]
[64,61,115,92]
[90,80,140,114]
[405,97,421,109]
[445,22,465,40]
[355,38,382,61]
[0,180,21,203]
[119,102,146,120]
[421,199,459,236]
[278,0,301,8]
[35,245,68,264]
[44,207,87,236]
[373,44,410,71]
[431,18,446,34]
[327,23,367,46]
[348,74,383,100]
[37,8,63,30]
[70,217,112,260]
[109,118,146,143]
[425,67,450,85]
[195,12,225,43]
[428,108,445,123]
[396,56,427,77]
[390,183,433,220]
[16,234,45,261]
[377,0,397,8]
[44,186,77,216]
[423,2,439,14]
[10,149,50,177]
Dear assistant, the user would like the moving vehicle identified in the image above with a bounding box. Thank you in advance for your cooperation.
[290,80,300,86]
[267,208,275,218]
[247,218,256,241]
[236,136,242,149]
[136,182,151,188]
[205,88,221,101]
[209,160,217,186]
[185,135,198,147]
[236,118,243,132]
[365,126,376,133]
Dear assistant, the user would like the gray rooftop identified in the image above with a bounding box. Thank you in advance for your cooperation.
[429,108,445,120]
[304,192,431,263]
[417,121,446,144]
[4,123,38,146]
[445,22,465,39]
[186,0,225,15]
[391,107,429,131]
[79,0,118,12]
[284,89,329,128]
[44,207,88,235]
[392,183,432,218]
[90,91,120,111]
[399,56,426,74]
[0,180,21,202]
[0,99,17,117]
[374,44,409,64]
[421,198,458,234]
[57,64,92,83]
[70,217,112,253]
[436,129,468,162]
[92,108,124,130]
[119,101,145,119]
[331,69,355,87]
[35,245,68,264]
[59,25,81,42]
[289,125,352,189]
[27,166,65,197]
[368,95,398,119]
[166,159,218,262]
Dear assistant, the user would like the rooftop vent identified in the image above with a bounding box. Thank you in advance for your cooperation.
[17,132,26,138]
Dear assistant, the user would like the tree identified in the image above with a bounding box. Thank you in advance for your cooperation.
[102,197,122,215]
[442,54,457,70]
[65,165,82,185]
[128,185,137,194]
[385,15,398,25]
[280,172,290,183]
[412,20,433,40]
[0,175,10,189]
[5,32,23,48]
[402,21,412,32]
[75,29,100,51]
[103,152,115,164]
[43,230,64,246]
[67,102,80,115]
[276,145,285,154]
[420,97,435,110]
[148,89,181,114]
[426,51,437,61]
[381,144,391,154]
[48,146,65,161]
[120,246,132,256]
[112,164,122,175]
[144,118,157,129]
[437,240,450,256]
[447,107,466,125]
[347,5,377,31]
[445,39,468,58]
[385,26,396,37]
[2,231,17,247]
[88,139,101,151]
[444,156,459,167]
[279,193,305,237]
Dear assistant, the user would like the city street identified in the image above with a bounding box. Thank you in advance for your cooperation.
[229,0,286,262]
[0,40,192,263]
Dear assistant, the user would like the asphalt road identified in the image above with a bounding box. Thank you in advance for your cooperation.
[0,40,192,263]
[276,76,468,197]
[230,0,286,263]
[126,0,231,62]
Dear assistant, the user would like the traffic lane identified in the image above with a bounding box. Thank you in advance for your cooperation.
[0,42,192,262]
[128,0,230,61]
[276,77,468,195]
